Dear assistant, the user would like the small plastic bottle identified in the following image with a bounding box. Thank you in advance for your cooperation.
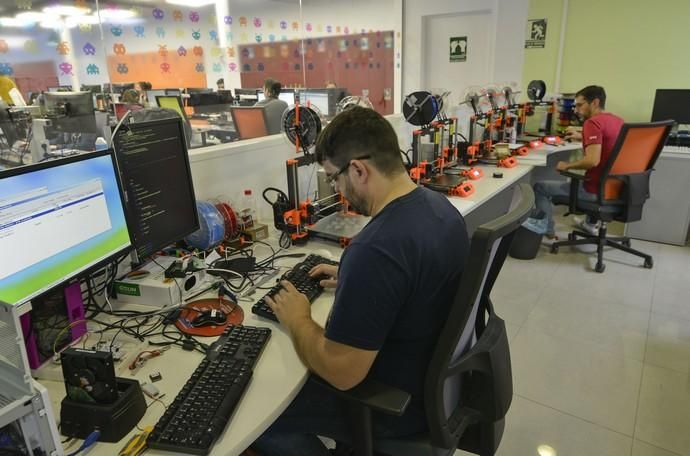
[95,137,108,151]
[240,189,257,229]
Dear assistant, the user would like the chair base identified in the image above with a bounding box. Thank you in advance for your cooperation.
[549,226,654,273]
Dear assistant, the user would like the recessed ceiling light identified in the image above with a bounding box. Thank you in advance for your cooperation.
[16,12,48,22]
[65,14,100,27]
[99,8,137,20]
[40,18,66,29]
[166,0,217,7]
[0,17,32,27]
[43,5,91,17]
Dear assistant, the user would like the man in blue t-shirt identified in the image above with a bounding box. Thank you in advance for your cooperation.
[253,107,470,456]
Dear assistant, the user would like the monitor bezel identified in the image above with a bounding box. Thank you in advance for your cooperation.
[651,89,690,124]
[112,117,199,260]
[155,95,189,123]
[0,149,133,305]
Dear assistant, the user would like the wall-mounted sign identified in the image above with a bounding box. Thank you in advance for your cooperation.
[525,19,547,48]
[449,36,467,62]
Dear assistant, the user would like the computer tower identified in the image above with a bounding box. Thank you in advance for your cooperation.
[20,282,87,370]
[0,300,63,455]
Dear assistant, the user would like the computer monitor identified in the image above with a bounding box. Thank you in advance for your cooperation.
[230,107,269,139]
[188,92,223,107]
[187,88,214,94]
[146,90,166,107]
[299,90,331,116]
[111,83,134,94]
[217,90,234,104]
[112,117,199,260]
[0,150,132,305]
[165,89,182,97]
[155,95,188,122]
[234,88,259,106]
[257,91,294,105]
[43,91,98,133]
[81,84,102,94]
[279,90,296,105]
[650,89,690,124]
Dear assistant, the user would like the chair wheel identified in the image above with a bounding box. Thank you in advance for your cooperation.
[595,263,606,273]
[644,258,653,269]
[550,244,559,254]
[568,233,577,241]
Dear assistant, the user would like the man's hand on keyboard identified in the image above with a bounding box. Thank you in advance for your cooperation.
[264,281,312,330]
[309,264,338,288]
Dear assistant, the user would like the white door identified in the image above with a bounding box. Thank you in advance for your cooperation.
[422,11,494,108]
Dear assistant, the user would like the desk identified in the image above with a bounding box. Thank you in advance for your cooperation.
[624,146,690,245]
[42,242,341,456]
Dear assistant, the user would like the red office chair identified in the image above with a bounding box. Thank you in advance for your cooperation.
[550,120,674,272]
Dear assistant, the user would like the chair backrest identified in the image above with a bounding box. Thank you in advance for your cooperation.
[230,106,269,139]
[598,120,673,201]
[424,184,534,449]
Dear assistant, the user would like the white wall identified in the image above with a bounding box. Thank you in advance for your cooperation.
[190,113,409,221]
[402,0,529,99]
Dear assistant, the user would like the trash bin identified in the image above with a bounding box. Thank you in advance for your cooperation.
[509,226,544,260]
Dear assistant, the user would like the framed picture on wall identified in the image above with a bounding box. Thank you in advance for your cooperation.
[449,36,467,62]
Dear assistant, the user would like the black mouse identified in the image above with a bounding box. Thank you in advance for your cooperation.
[191,309,227,327]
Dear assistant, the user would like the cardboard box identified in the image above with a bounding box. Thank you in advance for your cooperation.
[242,222,269,242]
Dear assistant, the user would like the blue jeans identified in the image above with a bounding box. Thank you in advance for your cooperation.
[252,377,426,456]
[533,180,597,236]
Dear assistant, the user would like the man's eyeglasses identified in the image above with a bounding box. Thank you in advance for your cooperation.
[325,155,371,187]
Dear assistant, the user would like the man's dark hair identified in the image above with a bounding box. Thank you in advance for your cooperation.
[263,78,281,98]
[576,85,606,109]
[139,81,152,91]
[216,78,224,85]
[315,106,405,176]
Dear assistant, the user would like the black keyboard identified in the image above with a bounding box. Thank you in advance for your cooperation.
[147,325,271,455]
[252,254,339,322]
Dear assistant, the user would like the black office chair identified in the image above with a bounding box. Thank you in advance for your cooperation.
[316,183,534,456]
[549,120,673,273]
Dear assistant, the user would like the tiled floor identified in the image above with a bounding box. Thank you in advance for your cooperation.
[457,214,690,456]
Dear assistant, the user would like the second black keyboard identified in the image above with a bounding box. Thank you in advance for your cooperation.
[146,325,271,455]
[252,254,339,322]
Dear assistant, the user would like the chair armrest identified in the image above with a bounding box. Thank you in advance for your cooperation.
[310,376,412,417]
[558,169,587,180]
[557,170,587,214]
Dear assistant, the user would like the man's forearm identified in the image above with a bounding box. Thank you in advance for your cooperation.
[565,158,594,170]
[288,316,325,372]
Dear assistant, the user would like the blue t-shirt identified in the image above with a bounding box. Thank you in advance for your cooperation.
[325,186,469,425]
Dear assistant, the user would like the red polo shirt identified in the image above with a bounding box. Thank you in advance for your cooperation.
[582,112,624,194]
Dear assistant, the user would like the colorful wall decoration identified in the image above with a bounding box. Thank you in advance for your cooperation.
[239,31,395,115]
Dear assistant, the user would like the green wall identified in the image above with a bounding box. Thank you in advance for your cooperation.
[522,0,690,121]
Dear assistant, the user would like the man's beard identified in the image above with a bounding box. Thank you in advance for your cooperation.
[343,178,369,216]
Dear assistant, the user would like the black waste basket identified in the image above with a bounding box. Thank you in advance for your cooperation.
[509,226,543,260]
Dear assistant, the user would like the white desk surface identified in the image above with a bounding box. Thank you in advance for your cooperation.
[43,166,532,455]
[446,164,533,215]
[44,241,342,456]
[515,142,582,166]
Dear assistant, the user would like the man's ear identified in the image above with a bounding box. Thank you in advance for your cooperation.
[350,159,369,182]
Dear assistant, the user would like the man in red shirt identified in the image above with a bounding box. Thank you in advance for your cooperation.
[534,85,624,238]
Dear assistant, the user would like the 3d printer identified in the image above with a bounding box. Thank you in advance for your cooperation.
[402,91,482,197]
[266,104,369,247]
